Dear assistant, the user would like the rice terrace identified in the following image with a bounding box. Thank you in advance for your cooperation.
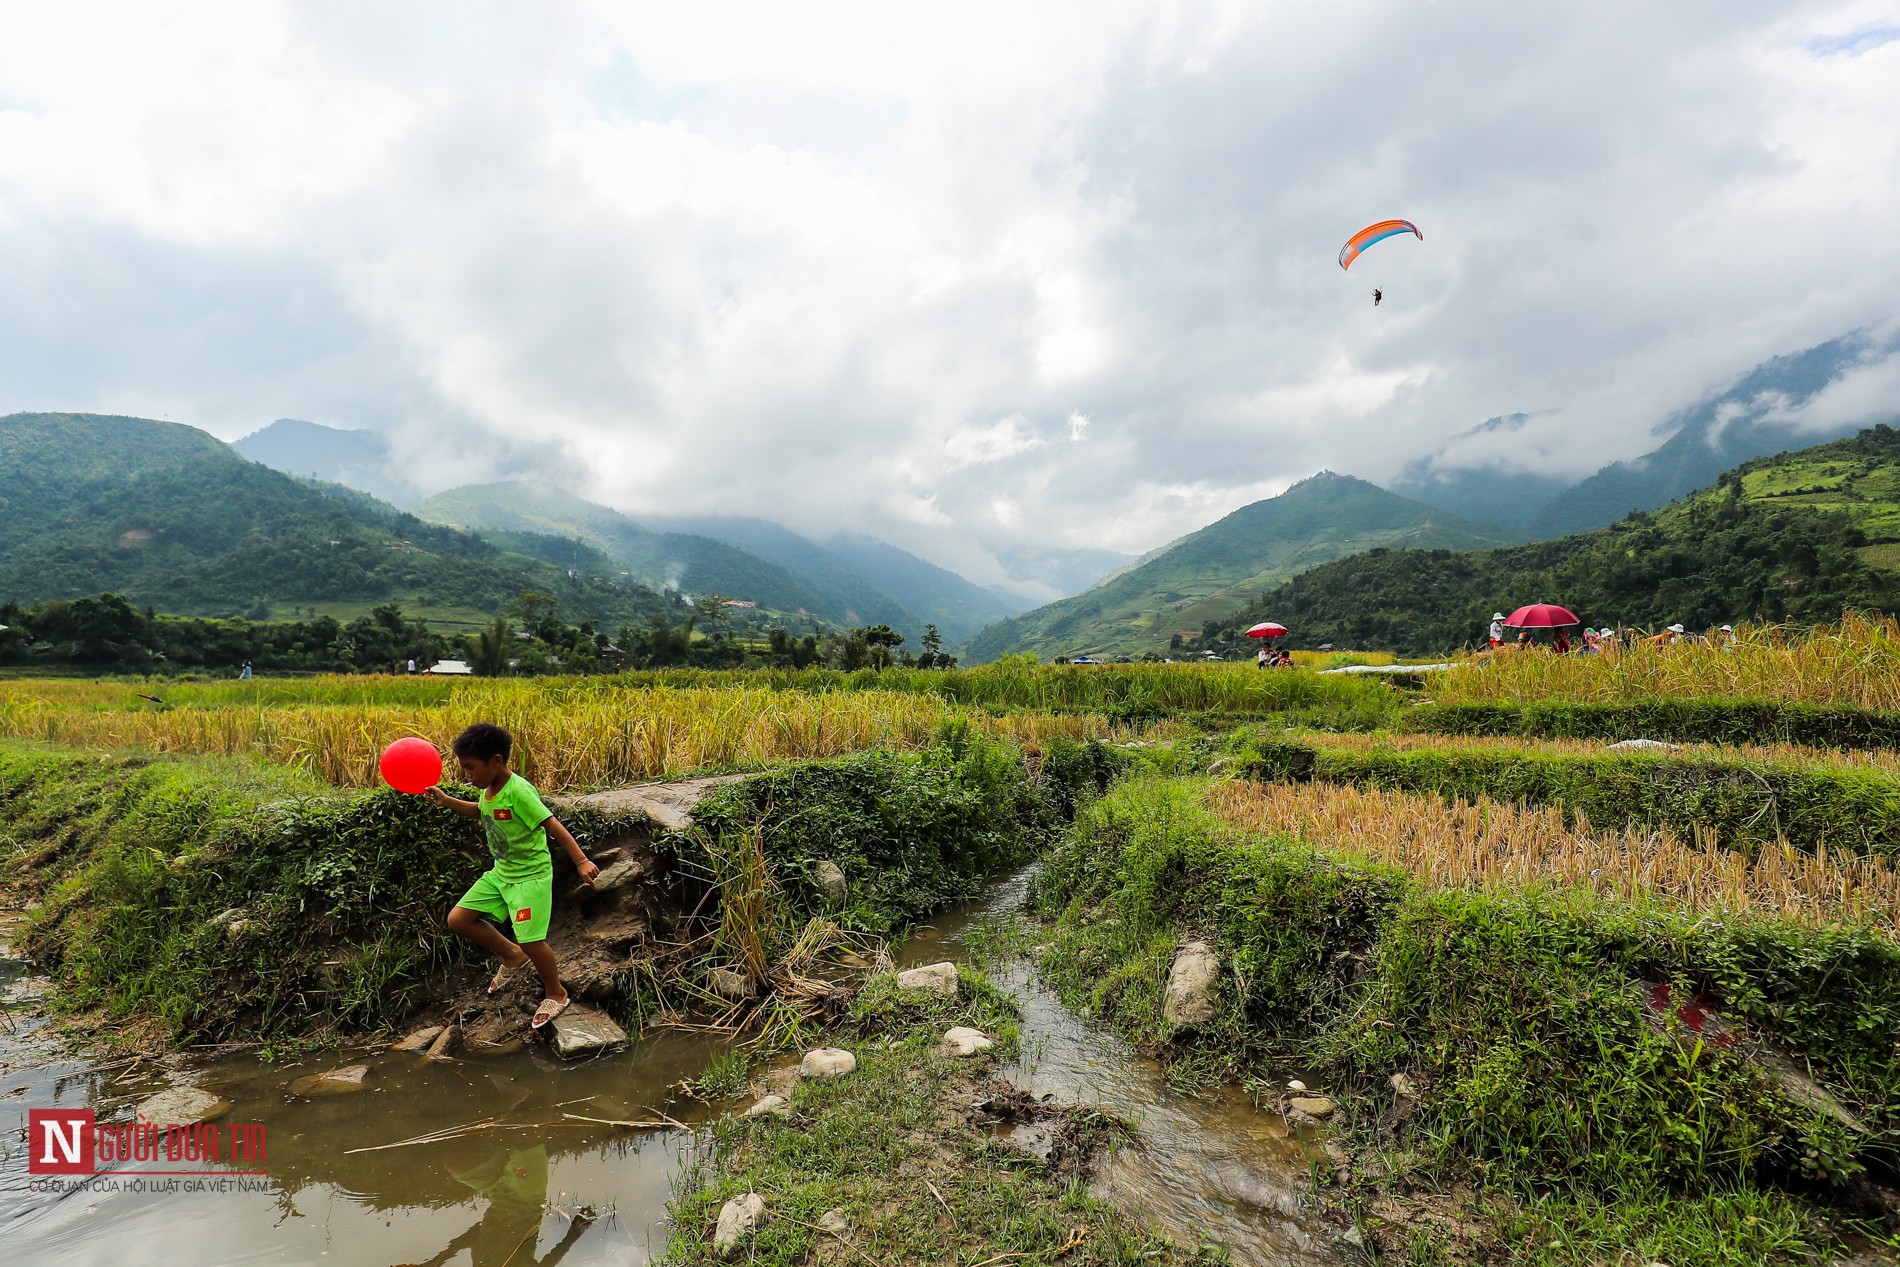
[1,617,1897,1266]
[6,7,1900,1267]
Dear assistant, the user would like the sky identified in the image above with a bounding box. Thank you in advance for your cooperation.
[2,2,1898,596]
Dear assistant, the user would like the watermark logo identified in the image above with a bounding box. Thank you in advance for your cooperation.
[27,1108,268,1176]
[28,1109,92,1174]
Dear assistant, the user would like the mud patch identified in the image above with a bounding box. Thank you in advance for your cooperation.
[964,1076,1131,1183]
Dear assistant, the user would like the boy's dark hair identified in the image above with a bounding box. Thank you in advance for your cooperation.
[452,722,513,762]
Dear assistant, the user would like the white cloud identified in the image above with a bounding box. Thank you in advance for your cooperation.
[0,1,1897,591]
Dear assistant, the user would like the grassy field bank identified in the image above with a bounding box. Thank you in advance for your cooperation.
[0,729,1102,1047]
[662,970,1213,1266]
[1029,774,1900,1263]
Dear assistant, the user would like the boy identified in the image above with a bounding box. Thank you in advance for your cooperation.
[426,722,599,1029]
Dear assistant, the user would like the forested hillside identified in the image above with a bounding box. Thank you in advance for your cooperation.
[0,413,667,627]
[1203,426,1900,656]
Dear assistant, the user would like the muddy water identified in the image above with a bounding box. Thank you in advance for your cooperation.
[2,880,1338,1266]
[897,875,1341,1265]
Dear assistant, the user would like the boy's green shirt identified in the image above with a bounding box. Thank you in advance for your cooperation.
[479,773,555,881]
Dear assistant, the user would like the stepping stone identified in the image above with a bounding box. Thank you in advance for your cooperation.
[393,1025,445,1052]
[136,1085,229,1126]
[896,962,958,996]
[940,1027,994,1058]
[289,1064,370,1096]
[549,1004,628,1060]
[798,1047,856,1079]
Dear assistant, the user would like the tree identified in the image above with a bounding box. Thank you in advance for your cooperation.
[472,616,514,676]
[694,593,732,638]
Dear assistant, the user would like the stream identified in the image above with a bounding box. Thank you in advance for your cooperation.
[2,880,1339,1265]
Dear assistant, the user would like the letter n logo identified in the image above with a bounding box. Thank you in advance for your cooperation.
[28,1108,94,1174]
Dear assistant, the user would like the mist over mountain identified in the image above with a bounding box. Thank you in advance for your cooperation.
[1393,332,1900,534]
[233,419,420,508]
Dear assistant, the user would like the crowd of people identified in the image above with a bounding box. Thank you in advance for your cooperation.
[1485,612,1736,654]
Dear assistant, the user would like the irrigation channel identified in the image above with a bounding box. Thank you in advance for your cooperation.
[1,879,1339,1265]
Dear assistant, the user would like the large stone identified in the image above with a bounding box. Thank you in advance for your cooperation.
[813,860,847,903]
[572,853,652,899]
[895,962,959,996]
[136,1085,229,1126]
[288,1064,370,1097]
[1289,1096,1337,1120]
[713,1192,767,1254]
[816,1208,850,1235]
[939,1027,994,1058]
[1162,941,1220,1030]
[741,1094,791,1118]
[798,1047,857,1079]
[425,1024,461,1060]
[549,1004,628,1059]
[393,1025,445,1052]
[707,967,758,1002]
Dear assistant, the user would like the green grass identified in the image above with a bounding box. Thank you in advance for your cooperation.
[662,969,1216,1266]
[1026,774,1899,1264]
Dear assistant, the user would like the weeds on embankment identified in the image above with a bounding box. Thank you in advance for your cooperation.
[1409,697,1900,751]
[1429,612,1900,709]
[0,729,1109,1049]
[1206,779,1900,930]
[1029,775,1900,1263]
[1233,730,1900,859]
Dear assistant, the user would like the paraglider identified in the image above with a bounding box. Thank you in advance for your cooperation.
[1338,219,1422,271]
[1372,288,1383,306]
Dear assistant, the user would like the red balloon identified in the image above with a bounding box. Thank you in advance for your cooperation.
[380,737,443,795]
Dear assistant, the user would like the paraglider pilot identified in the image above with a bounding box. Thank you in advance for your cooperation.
[1373,288,1382,306]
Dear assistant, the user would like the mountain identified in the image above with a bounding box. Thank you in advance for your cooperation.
[1206,424,1900,656]
[961,472,1516,662]
[819,535,1026,642]
[233,418,419,507]
[1395,333,1898,535]
[0,413,666,629]
[1390,414,1574,530]
[990,544,1138,605]
[417,481,846,625]
[647,514,926,637]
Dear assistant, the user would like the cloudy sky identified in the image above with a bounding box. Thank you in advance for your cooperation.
[2,2,1897,593]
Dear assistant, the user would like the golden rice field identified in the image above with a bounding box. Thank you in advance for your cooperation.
[1306,728,1900,777]
[1206,779,1900,931]
[0,680,1173,791]
[1430,611,1900,709]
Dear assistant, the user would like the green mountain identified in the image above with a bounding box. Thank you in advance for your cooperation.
[1207,424,1900,656]
[0,412,667,629]
[961,472,1515,662]
[819,534,1025,642]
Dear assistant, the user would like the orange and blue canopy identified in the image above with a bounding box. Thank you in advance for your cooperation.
[1338,219,1422,270]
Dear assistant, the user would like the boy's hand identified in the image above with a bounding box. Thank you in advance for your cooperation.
[576,858,600,886]
[423,785,448,806]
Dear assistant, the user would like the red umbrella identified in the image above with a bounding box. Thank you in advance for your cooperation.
[1504,603,1579,628]
[1244,622,1289,639]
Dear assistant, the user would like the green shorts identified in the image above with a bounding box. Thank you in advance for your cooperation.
[457,869,555,944]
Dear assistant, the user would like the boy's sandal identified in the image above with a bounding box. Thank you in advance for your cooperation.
[531,996,570,1029]
[488,956,529,994]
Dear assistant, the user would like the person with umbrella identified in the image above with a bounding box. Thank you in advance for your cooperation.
[1503,604,1582,650]
[1245,621,1288,668]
